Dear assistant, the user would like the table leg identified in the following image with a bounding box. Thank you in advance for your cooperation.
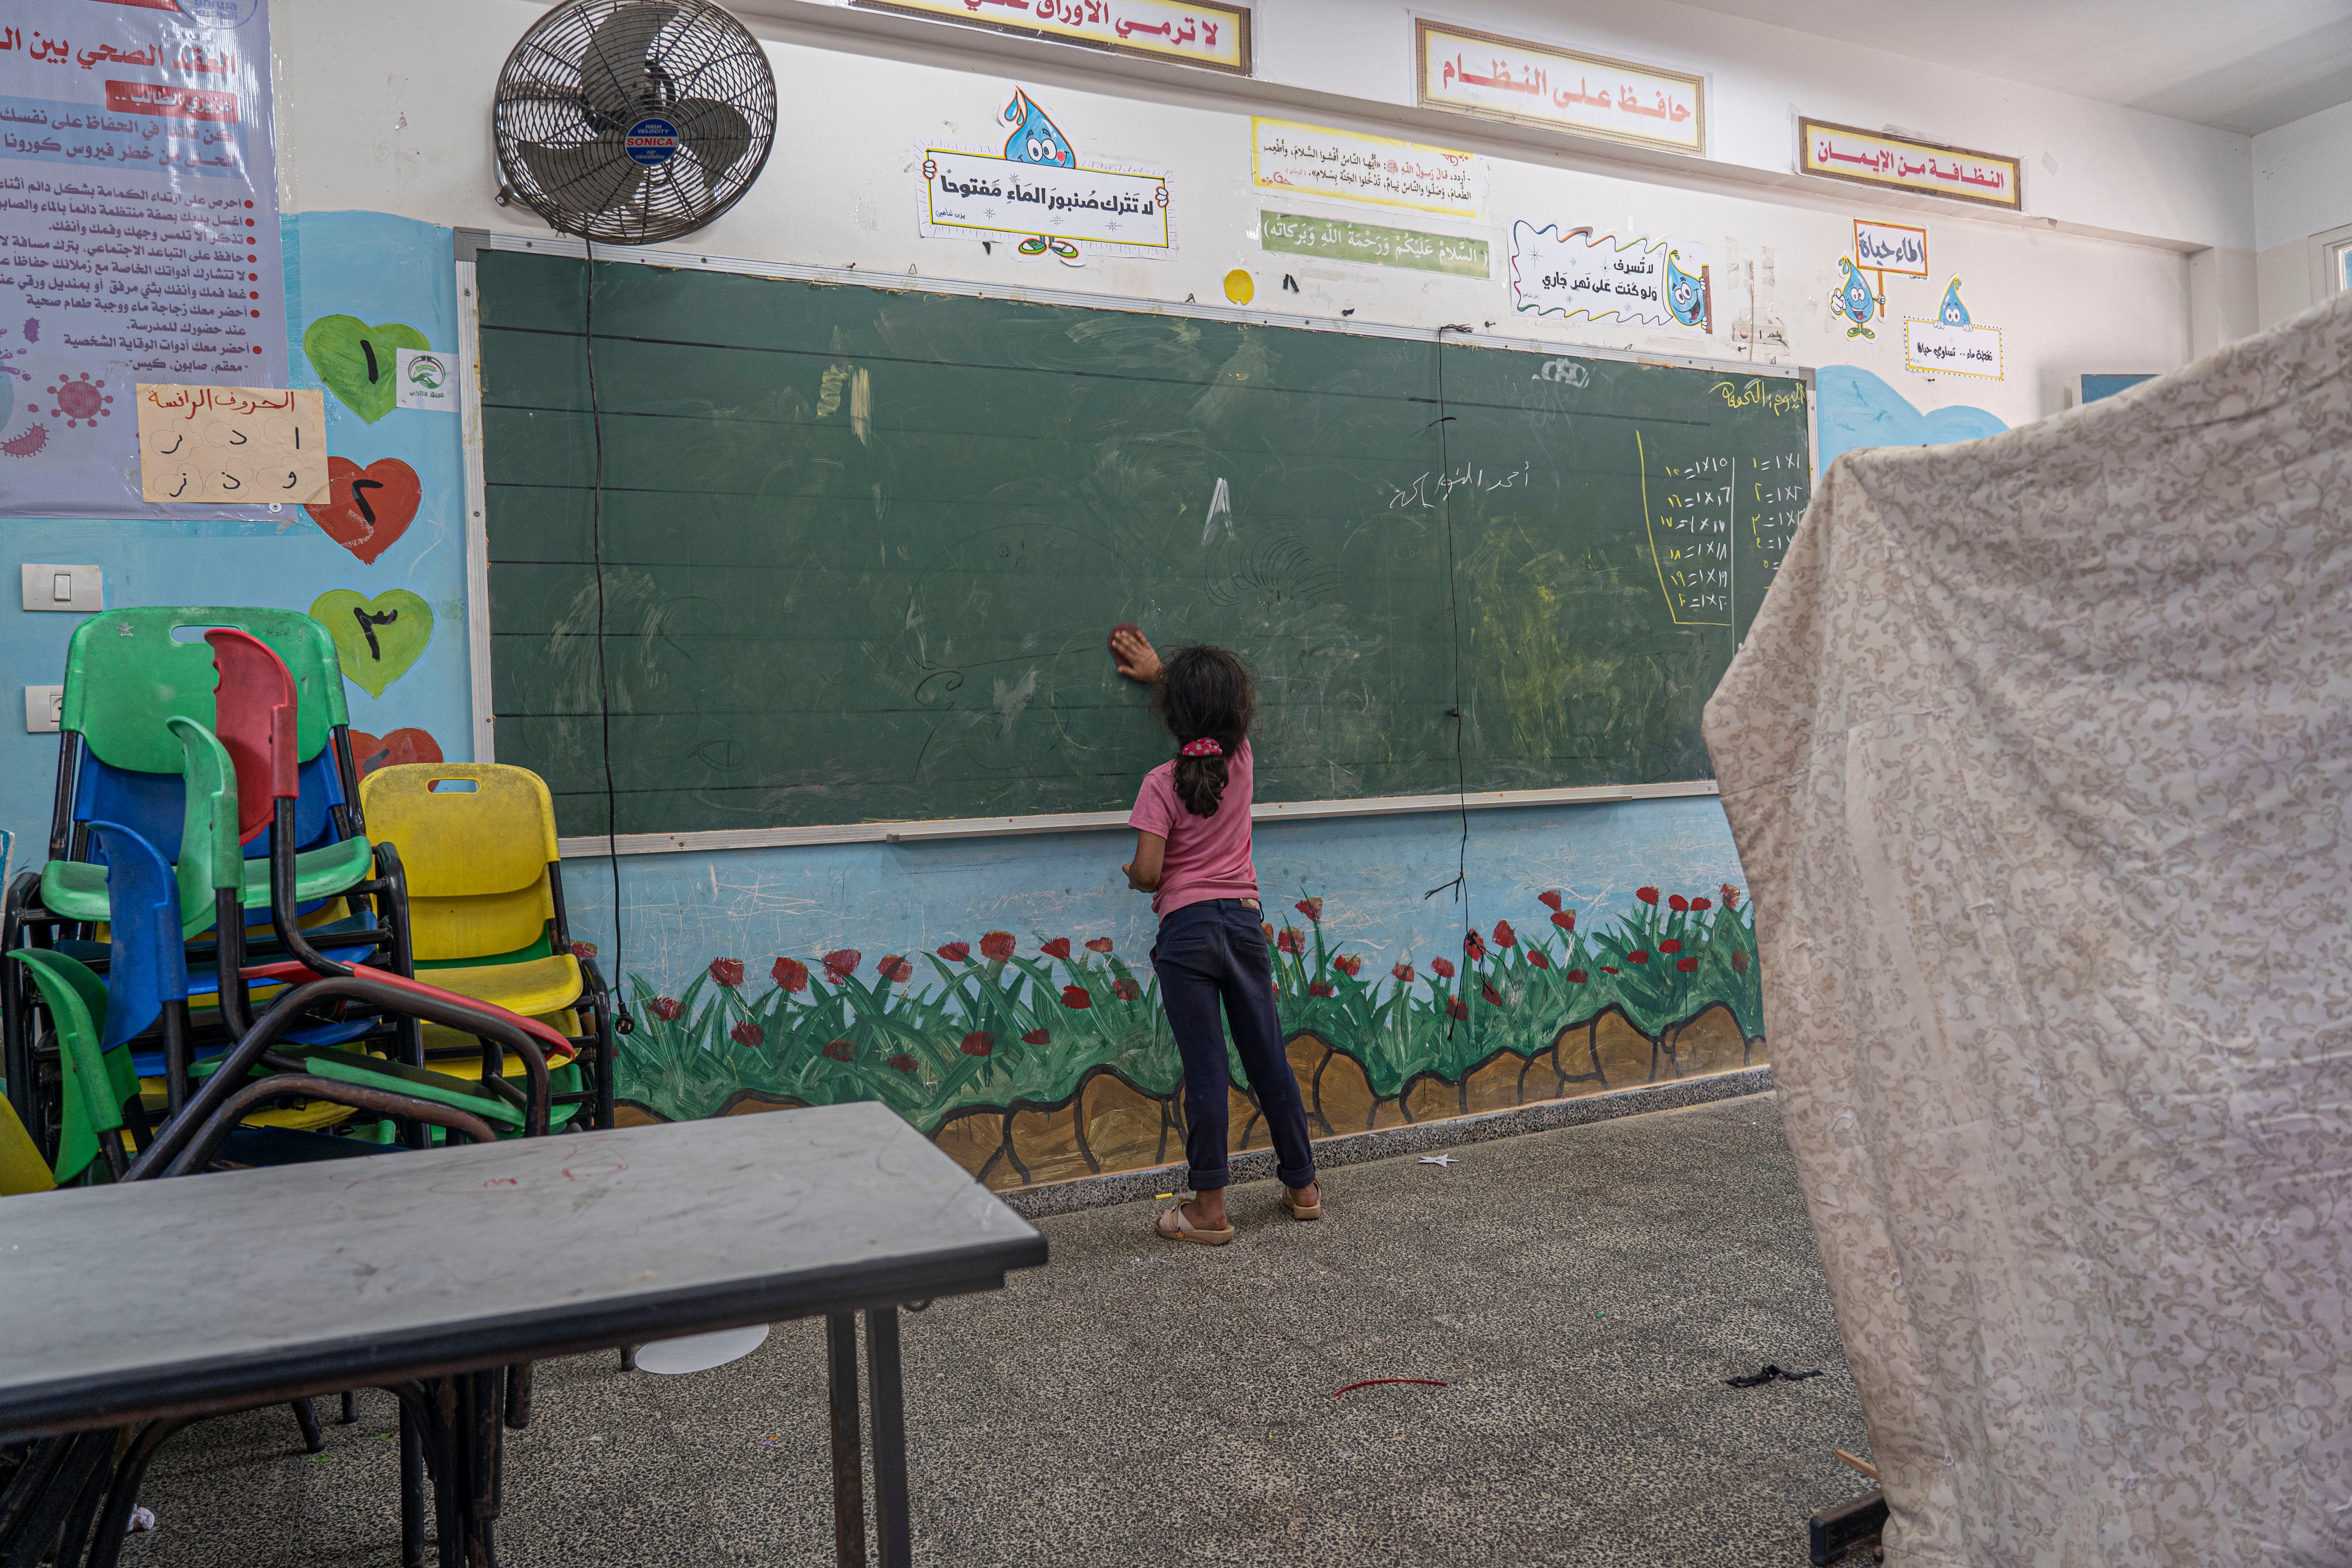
[82,1417,195,1568]
[864,1308,911,1568]
[399,1401,427,1568]
[826,1312,866,1568]
[461,1368,502,1567]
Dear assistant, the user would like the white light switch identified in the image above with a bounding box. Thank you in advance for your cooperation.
[24,686,62,733]
[20,564,102,613]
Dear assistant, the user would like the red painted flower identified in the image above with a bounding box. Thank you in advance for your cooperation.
[1021,1028,1049,1045]
[1040,937,1072,960]
[709,957,744,988]
[1445,996,1468,1021]
[1463,930,1486,961]
[1636,886,1660,906]
[1308,982,1336,997]
[1721,884,1742,910]
[1296,897,1323,922]
[936,941,971,963]
[1627,950,1650,964]
[730,1020,763,1049]
[1537,889,1563,911]
[1691,897,1712,912]
[823,1038,855,1062]
[878,955,914,983]
[1061,985,1093,1009]
[1085,937,1114,953]
[1527,949,1550,970]
[1492,920,1517,948]
[1731,951,1750,975]
[1667,894,1688,912]
[1432,956,1456,980]
[1480,981,1504,1007]
[980,930,1016,960]
[1277,927,1305,955]
[1391,962,1415,983]
[570,940,599,959]
[1112,978,1141,1001]
[771,956,808,993]
[648,995,681,1020]
[1566,968,1588,984]
[1601,966,1621,975]
[1550,910,1576,932]
[960,1031,993,1057]
[1676,956,1699,973]
[822,948,862,983]
[1333,953,1362,978]
[887,1054,918,1073]
[1658,939,1683,955]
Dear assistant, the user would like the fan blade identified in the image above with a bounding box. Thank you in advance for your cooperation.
[498,77,595,136]
[516,132,649,216]
[580,1,678,118]
[670,97,753,181]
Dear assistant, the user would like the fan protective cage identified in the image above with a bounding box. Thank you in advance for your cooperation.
[494,0,777,247]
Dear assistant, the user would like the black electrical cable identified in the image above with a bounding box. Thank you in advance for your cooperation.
[1422,326,1474,972]
[581,236,633,1036]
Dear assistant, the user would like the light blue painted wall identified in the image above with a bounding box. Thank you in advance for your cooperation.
[0,211,473,853]
[1816,364,2008,470]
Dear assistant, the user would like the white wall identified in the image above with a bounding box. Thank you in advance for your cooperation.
[2252,98,2352,326]
[272,0,2198,429]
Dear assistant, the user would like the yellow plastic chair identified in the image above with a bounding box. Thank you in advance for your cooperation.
[358,764,612,1128]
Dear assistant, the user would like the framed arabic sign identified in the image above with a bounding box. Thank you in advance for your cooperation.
[853,0,1250,76]
[1798,119,2021,211]
[1415,20,1703,156]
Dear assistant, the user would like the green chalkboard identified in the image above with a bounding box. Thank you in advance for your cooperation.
[475,252,1810,837]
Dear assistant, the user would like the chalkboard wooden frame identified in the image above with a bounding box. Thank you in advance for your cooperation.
[454,230,1811,852]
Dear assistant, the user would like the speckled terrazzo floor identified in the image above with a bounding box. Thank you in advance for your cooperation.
[121,1092,1876,1567]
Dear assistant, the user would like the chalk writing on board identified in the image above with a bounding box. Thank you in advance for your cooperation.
[1636,430,1732,626]
[1532,358,1590,387]
[1388,462,1532,509]
[1744,452,1807,579]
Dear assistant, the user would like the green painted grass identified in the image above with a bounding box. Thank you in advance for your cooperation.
[615,883,1760,1129]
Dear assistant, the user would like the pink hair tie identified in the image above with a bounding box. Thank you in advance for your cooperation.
[1181,737,1224,758]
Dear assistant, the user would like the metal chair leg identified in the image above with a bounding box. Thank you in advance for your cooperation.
[291,1397,325,1454]
[398,1400,426,1568]
[827,1312,866,1568]
[340,1391,359,1425]
[864,1308,912,1568]
[83,1417,196,1568]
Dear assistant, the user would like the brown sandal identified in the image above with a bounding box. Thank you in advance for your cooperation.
[1283,1187,1323,1221]
[1154,1200,1234,1246]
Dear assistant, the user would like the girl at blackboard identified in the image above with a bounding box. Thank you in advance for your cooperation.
[1112,625,1322,1244]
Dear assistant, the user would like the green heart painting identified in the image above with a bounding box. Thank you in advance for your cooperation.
[303,315,431,424]
[311,588,434,698]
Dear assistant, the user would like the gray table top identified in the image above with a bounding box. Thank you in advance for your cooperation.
[0,1102,1045,1439]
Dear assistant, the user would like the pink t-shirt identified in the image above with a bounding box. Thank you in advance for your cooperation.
[1128,740,1258,918]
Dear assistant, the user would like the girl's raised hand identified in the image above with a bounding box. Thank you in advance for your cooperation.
[1109,622,1162,683]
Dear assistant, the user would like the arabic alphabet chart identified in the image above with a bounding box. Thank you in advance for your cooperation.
[0,0,284,517]
[920,87,1170,260]
[1799,118,2021,211]
[134,383,327,505]
[1257,209,1488,278]
[853,0,1250,75]
[1250,119,1486,220]
[1508,220,1711,332]
[1416,20,1704,157]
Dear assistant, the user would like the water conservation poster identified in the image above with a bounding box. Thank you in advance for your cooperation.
[0,0,289,519]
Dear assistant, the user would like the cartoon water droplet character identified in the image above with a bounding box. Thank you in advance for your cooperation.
[1002,89,1075,168]
[1833,258,1878,339]
[1937,277,1971,327]
[1665,249,1709,330]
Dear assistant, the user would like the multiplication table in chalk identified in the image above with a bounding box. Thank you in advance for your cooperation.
[134,385,332,506]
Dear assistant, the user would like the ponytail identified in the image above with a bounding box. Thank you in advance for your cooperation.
[1152,645,1256,818]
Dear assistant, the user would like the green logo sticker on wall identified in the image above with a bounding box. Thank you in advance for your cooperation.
[303,315,432,424]
[311,588,433,697]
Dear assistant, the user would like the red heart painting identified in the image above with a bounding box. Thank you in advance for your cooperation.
[349,726,443,779]
[305,456,420,564]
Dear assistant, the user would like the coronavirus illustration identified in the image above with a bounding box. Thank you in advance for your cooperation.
[1,423,47,458]
[45,373,113,428]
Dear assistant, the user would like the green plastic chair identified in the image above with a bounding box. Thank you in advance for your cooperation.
[37,716,242,938]
[6,948,139,1185]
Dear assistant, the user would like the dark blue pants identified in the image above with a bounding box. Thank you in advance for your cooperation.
[1151,898,1318,1192]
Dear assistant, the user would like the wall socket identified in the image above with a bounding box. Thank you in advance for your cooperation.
[24,686,62,733]
[20,564,102,613]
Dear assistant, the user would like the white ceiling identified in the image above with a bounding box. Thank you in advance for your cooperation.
[1669,0,2352,136]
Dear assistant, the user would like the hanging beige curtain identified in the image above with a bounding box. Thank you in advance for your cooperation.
[1706,295,2352,1566]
